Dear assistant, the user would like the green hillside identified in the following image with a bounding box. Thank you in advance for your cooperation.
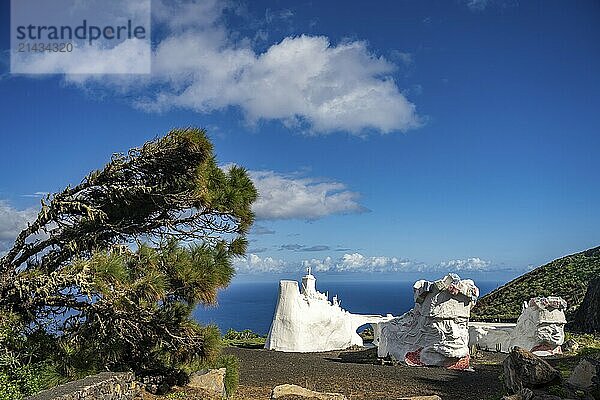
[472,245,600,321]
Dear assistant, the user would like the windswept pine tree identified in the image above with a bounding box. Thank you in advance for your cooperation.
[0,128,256,383]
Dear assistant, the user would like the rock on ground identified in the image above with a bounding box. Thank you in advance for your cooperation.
[27,372,139,400]
[188,368,226,398]
[568,358,598,389]
[271,384,347,400]
[503,347,561,393]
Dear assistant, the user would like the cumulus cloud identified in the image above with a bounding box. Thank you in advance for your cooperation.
[233,253,288,273]
[142,32,420,133]
[302,253,494,273]
[250,170,367,220]
[437,257,491,271]
[0,201,38,251]
[302,253,423,273]
[39,0,420,135]
[11,0,151,75]
[13,39,150,75]
[302,256,333,272]
[234,251,496,274]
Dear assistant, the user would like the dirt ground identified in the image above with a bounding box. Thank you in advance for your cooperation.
[225,346,507,400]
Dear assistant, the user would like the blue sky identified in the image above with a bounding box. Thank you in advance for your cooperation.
[1,0,599,281]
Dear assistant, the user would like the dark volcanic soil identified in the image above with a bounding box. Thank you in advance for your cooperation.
[225,346,506,400]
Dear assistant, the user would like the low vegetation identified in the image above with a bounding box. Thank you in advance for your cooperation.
[565,333,600,358]
[223,329,266,349]
[472,245,600,321]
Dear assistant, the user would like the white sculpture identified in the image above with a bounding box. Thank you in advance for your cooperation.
[374,274,479,369]
[265,268,391,352]
[468,296,567,356]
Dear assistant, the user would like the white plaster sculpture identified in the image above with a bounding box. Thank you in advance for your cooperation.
[468,296,567,356]
[265,268,391,352]
[374,274,479,369]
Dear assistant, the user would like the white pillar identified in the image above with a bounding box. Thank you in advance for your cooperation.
[301,267,316,295]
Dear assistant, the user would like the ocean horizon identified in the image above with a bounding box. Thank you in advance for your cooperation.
[193,277,508,335]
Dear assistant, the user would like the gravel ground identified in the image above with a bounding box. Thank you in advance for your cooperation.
[225,346,507,400]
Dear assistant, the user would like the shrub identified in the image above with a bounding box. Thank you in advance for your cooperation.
[0,362,61,399]
[180,350,239,398]
[224,329,261,340]
[214,354,239,398]
[0,373,21,400]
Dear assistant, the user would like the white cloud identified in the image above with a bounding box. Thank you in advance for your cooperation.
[13,39,150,75]
[39,0,421,135]
[143,33,420,133]
[11,0,151,74]
[302,256,334,272]
[249,170,367,220]
[303,253,422,273]
[437,257,491,271]
[233,250,497,275]
[0,201,38,251]
[303,253,494,273]
[233,253,288,273]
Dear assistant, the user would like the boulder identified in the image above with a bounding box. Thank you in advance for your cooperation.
[572,278,600,333]
[188,368,226,398]
[271,384,347,400]
[399,397,442,400]
[27,372,141,400]
[503,347,561,393]
[568,358,599,391]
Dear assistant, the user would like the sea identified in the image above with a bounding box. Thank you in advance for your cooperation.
[193,278,506,335]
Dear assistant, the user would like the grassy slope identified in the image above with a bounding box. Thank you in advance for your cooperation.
[472,245,600,321]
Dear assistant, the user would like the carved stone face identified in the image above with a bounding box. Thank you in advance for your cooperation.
[536,322,565,346]
[519,298,567,355]
[378,275,478,368]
